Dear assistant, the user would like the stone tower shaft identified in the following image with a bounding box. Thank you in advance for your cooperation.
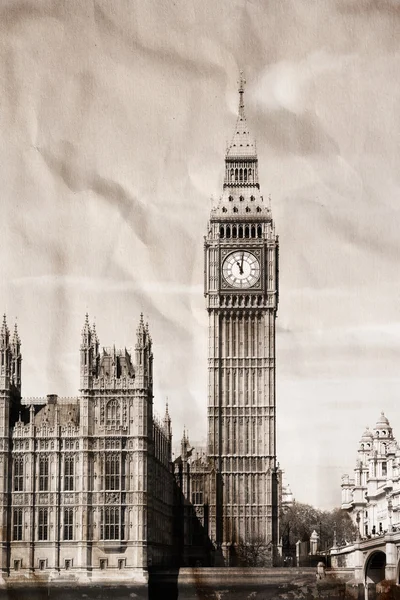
[204,75,279,557]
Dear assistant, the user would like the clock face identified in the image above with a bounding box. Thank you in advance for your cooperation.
[222,250,260,289]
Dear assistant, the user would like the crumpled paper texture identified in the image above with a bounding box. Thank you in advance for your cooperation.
[0,0,399,512]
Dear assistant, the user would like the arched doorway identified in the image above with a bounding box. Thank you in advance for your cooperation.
[365,551,386,585]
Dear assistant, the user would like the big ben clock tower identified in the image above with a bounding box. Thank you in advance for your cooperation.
[204,74,279,563]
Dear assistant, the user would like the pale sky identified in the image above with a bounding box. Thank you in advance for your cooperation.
[0,0,399,509]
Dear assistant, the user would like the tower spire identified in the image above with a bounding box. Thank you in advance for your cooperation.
[0,315,9,346]
[225,70,256,161]
[238,70,246,120]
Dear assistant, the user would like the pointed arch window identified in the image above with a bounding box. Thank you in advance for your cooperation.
[14,456,24,491]
[244,169,247,182]
[239,195,244,202]
[38,508,48,541]
[233,207,238,214]
[106,399,120,428]
[235,169,238,181]
[101,507,125,541]
[239,169,243,181]
[64,508,74,540]
[64,455,74,491]
[229,195,234,202]
[39,456,49,491]
[13,508,23,541]
[105,454,120,490]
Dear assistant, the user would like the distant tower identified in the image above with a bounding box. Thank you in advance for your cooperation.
[204,74,279,561]
[164,402,172,453]
[80,313,98,391]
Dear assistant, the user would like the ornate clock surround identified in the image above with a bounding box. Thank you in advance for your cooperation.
[219,247,264,292]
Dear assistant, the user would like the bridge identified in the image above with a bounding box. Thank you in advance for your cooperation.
[331,529,400,594]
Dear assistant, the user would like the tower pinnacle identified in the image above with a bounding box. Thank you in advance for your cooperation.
[238,70,246,120]
[226,71,256,160]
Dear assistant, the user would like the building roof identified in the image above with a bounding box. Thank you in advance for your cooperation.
[374,411,391,430]
[360,427,374,441]
[226,72,257,160]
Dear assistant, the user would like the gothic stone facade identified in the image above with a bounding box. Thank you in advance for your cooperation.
[174,76,280,566]
[0,76,281,579]
[0,314,173,582]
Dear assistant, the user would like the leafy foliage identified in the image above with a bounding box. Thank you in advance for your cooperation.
[280,502,358,550]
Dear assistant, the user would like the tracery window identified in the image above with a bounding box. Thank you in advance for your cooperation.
[64,455,74,491]
[64,508,74,540]
[104,454,125,490]
[39,456,49,491]
[14,455,24,492]
[191,479,203,505]
[38,508,48,541]
[106,399,120,428]
[100,507,125,540]
[13,508,23,541]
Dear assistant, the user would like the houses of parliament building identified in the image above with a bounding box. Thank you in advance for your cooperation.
[0,77,280,581]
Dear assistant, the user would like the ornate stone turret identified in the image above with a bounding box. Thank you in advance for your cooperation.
[80,313,95,391]
[10,323,22,391]
[373,412,393,440]
[163,401,172,442]
[181,427,189,462]
[0,315,22,574]
[134,314,153,392]
[0,315,21,398]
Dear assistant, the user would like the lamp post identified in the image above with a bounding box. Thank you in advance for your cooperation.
[319,521,322,552]
[332,521,337,549]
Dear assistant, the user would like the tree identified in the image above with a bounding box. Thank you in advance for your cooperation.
[234,536,272,567]
[280,502,358,551]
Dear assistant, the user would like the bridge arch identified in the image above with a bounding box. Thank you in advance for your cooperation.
[365,550,386,585]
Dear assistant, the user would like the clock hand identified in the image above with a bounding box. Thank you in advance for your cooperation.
[236,261,243,275]
[240,252,244,273]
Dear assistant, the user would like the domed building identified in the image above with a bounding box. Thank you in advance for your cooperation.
[341,412,399,537]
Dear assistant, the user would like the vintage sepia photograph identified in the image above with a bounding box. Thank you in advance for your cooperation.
[0,1,399,598]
